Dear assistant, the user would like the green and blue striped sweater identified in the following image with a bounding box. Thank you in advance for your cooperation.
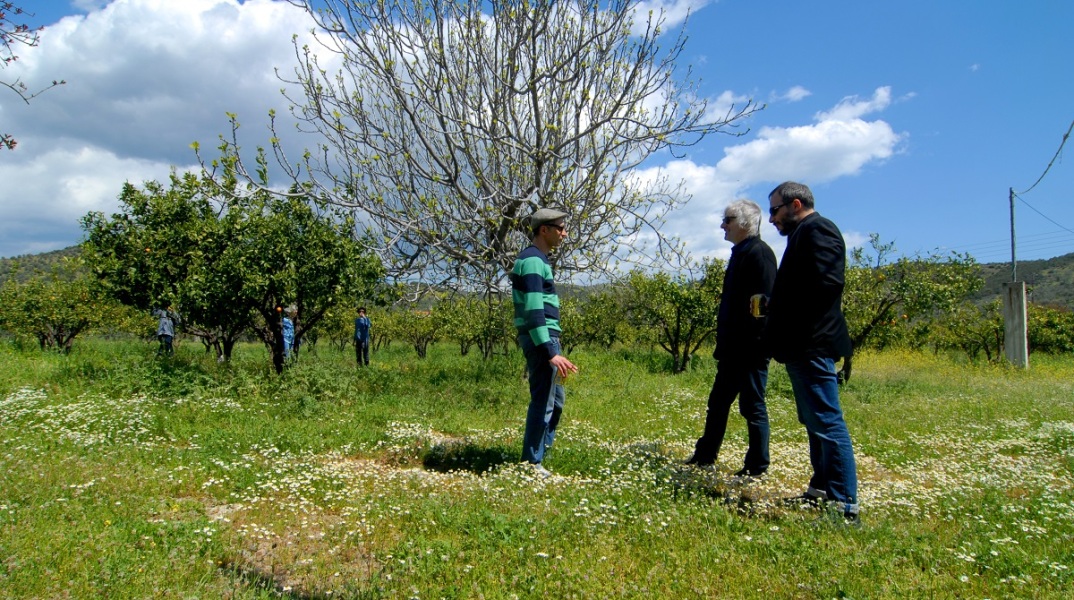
[510,245,561,361]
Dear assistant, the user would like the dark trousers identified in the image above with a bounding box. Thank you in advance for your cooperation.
[157,334,174,356]
[355,339,370,365]
[693,356,771,474]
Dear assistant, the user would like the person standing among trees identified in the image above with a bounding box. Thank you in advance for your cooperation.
[763,181,859,524]
[686,200,776,478]
[353,307,371,366]
[282,308,295,361]
[511,207,579,477]
[153,306,180,356]
[290,307,302,361]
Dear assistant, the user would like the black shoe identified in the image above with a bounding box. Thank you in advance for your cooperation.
[730,468,766,485]
[683,454,715,467]
[843,511,861,527]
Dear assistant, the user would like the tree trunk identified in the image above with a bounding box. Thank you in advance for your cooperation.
[222,338,236,361]
[271,318,285,374]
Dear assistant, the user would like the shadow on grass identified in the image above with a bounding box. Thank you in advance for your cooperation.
[668,467,764,513]
[602,441,767,514]
[221,561,382,600]
[421,440,516,475]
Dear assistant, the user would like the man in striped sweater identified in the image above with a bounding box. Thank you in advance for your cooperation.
[511,207,579,475]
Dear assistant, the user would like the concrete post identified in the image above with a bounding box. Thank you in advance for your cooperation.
[1002,281,1028,369]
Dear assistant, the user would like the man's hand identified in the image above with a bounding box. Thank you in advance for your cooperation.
[550,354,578,381]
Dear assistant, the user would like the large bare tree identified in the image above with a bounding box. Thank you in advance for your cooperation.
[206,0,758,292]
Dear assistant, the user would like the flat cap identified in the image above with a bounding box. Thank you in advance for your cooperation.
[525,207,568,229]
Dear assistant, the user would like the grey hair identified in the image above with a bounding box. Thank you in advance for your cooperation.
[769,181,815,209]
[725,199,763,237]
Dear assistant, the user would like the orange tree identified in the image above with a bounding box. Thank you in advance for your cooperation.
[559,289,632,354]
[623,260,724,373]
[81,168,384,373]
[436,294,514,359]
[0,258,125,352]
[843,234,982,352]
[1027,303,1074,354]
[930,299,1004,362]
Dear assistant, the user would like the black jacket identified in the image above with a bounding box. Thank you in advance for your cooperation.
[714,236,777,361]
[762,212,852,363]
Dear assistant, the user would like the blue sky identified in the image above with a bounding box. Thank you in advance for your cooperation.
[3,0,1072,268]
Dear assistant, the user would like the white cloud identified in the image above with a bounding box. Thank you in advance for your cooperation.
[0,0,318,257]
[772,85,812,103]
[716,118,903,184]
[842,230,869,254]
[814,86,892,122]
[632,0,712,33]
[635,86,906,263]
[0,140,191,257]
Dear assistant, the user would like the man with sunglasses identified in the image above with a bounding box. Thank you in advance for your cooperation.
[511,207,579,476]
[764,181,859,525]
[685,200,776,480]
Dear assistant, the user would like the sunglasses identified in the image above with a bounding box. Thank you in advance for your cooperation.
[768,200,795,216]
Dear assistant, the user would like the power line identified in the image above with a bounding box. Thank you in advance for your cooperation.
[1014,192,1074,235]
[1009,118,1074,281]
[1016,119,1074,195]
[946,230,1074,254]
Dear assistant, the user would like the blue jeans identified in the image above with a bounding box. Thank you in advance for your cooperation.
[694,357,770,474]
[785,357,859,512]
[519,335,565,464]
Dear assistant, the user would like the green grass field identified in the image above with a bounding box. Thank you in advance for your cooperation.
[1,338,1072,598]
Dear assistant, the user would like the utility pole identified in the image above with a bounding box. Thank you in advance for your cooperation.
[1009,187,1017,282]
[1005,119,1073,369]
[1004,186,1028,369]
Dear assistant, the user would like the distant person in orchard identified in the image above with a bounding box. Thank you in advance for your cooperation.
[290,307,302,361]
[511,206,579,477]
[354,307,371,366]
[282,308,295,361]
[153,306,180,356]
[763,181,859,525]
[685,200,776,479]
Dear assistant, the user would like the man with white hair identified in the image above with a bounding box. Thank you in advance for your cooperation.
[685,200,776,479]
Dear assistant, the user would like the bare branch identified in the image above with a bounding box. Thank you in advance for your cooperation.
[211,0,760,291]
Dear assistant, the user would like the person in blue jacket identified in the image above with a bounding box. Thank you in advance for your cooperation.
[353,307,371,366]
[282,309,295,360]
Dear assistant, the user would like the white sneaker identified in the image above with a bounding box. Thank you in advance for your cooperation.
[523,462,553,478]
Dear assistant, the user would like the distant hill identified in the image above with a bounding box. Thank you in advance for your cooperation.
[4,245,1073,310]
[976,252,1074,310]
[0,246,83,283]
